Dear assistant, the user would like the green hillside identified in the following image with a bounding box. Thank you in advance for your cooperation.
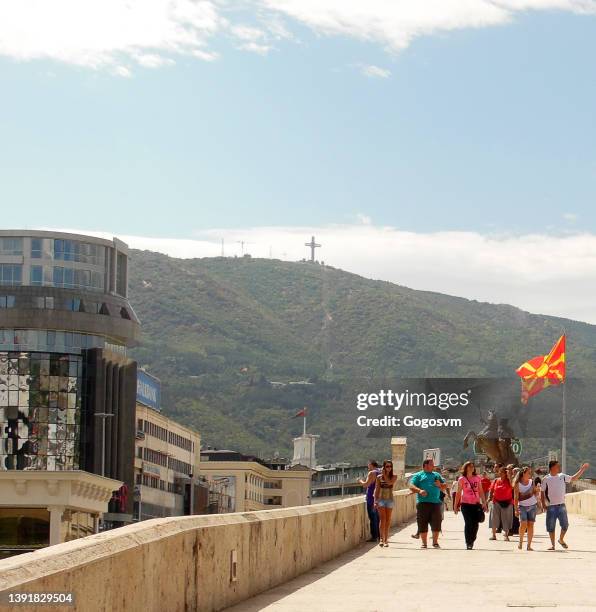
[128,251,596,471]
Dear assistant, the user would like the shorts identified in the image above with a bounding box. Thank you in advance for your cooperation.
[416,502,442,533]
[377,499,394,509]
[518,504,537,523]
[546,504,569,532]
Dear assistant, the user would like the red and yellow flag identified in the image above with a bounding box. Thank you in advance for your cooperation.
[516,335,565,404]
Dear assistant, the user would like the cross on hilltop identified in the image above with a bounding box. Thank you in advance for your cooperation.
[305,236,321,263]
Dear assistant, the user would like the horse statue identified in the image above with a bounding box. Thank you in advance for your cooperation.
[463,410,519,466]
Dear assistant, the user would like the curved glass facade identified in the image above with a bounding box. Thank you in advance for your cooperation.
[0,232,138,480]
[0,329,121,355]
[0,351,82,471]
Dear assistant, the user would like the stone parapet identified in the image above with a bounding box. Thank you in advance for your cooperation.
[0,490,416,612]
[565,490,596,520]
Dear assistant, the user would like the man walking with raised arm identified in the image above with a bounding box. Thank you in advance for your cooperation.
[541,460,590,550]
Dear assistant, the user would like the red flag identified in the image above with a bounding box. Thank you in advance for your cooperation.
[516,335,566,404]
[293,407,307,418]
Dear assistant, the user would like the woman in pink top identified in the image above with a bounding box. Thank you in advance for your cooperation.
[454,461,488,550]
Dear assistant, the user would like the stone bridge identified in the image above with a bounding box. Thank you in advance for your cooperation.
[1,490,595,611]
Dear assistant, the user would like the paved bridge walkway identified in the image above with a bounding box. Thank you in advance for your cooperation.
[228,509,596,612]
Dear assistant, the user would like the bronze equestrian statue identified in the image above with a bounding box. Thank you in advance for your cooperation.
[463,409,519,466]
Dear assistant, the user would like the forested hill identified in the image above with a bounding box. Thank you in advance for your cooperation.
[127,250,596,468]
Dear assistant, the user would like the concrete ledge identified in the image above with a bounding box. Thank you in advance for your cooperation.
[566,490,596,520]
[0,490,416,612]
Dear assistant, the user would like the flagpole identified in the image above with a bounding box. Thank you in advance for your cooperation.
[562,382,567,474]
[303,414,306,436]
[561,329,567,474]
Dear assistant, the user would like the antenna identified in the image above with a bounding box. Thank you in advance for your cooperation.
[236,241,254,256]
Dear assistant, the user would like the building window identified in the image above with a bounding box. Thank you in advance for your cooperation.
[31,238,42,258]
[52,266,103,291]
[30,265,43,286]
[33,296,54,309]
[116,253,127,296]
[0,264,22,286]
[64,268,74,289]
[0,238,23,256]
[0,296,15,308]
[53,267,64,287]
[66,298,83,312]
[53,239,105,266]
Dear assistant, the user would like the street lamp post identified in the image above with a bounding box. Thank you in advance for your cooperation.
[94,413,113,477]
[188,472,195,515]
[337,462,350,499]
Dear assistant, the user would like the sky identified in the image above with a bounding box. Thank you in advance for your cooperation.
[1,1,596,323]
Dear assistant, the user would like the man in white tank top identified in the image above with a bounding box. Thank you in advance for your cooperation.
[541,460,590,550]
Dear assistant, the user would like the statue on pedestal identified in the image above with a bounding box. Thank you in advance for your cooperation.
[463,410,519,466]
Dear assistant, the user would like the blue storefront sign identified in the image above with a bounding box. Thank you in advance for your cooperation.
[137,370,161,411]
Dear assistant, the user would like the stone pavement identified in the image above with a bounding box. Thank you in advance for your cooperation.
[227,509,596,612]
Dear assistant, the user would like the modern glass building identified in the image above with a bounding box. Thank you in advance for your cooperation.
[0,231,141,554]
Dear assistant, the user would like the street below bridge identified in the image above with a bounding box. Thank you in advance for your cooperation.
[228,508,596,612]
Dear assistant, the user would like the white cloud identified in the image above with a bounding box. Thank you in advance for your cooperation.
[1,1,595,73]
[360,64,391,78]
[0,0,223,73]
[563,212,578,223]
[237,41,273,55]
[47,225,596,324]
[192,49,220,61]
[229,23,275,54]
[230,24,267,42]
[260,0,596,51]
[112,66,132,78]
[135,54,176,68]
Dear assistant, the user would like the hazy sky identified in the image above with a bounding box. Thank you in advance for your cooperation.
[1,1,595,321]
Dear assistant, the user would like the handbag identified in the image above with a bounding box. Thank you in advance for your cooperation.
[497,500,511,508]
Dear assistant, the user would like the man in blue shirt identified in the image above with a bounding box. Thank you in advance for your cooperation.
[409,458,447,548]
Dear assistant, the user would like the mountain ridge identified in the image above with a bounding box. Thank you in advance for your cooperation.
[127,250,596,469]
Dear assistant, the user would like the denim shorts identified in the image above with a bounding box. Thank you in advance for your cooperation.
[518,504,537,523]
[546,504,569,532]
[377,499,394,509]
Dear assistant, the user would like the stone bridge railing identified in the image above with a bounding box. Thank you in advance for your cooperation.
[565,490,596,520]
[0,490,416,612]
